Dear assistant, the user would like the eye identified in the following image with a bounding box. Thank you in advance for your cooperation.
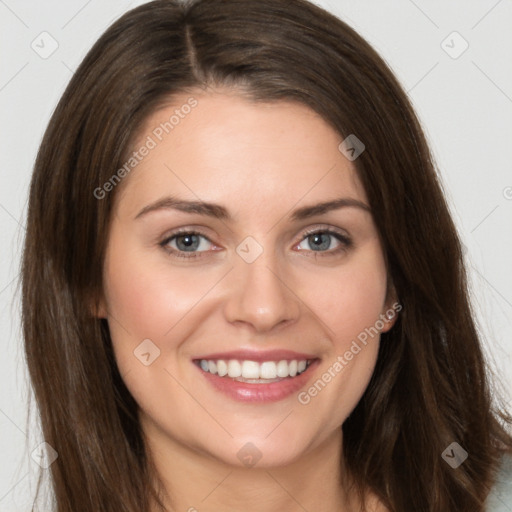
[296,229,352,255]
[159,227,352,259]
[160,230,215,258]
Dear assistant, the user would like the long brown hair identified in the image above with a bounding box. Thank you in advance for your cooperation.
[22,0,512,510]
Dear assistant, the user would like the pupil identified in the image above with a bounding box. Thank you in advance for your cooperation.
[177,234,199,251]
[309,233,330,251]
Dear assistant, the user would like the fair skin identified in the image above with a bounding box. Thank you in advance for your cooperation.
[98,90,396,511]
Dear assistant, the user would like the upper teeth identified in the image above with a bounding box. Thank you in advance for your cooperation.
[199,359,309,379]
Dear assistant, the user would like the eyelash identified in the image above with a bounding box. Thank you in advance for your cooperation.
[159,226,353,259]
[159,228,215,260]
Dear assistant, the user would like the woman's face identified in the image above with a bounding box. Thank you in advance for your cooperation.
[99,90,397,468]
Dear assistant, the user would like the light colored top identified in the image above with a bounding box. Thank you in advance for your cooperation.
[486,455,512,511]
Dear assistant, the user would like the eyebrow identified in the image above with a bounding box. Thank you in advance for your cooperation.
[134,196,371,221]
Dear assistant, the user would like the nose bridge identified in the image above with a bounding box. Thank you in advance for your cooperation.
[223,236,300,332]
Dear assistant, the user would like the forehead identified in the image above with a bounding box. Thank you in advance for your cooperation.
[114,90,367,219]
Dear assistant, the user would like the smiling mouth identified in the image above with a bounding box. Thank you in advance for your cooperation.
[194,358,314,383]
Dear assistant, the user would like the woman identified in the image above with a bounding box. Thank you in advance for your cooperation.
[21,0,512,510]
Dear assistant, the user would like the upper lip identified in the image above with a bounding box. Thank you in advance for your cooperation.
[193,349,318,362]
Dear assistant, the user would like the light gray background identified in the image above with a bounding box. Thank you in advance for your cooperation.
[1,1,511,510]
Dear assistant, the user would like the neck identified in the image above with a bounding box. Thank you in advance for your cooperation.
[144,424,356,512]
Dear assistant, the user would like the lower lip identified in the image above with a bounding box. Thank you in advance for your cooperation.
[195,360,319,403]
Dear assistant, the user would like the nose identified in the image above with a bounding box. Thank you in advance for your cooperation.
[223,250,301,334]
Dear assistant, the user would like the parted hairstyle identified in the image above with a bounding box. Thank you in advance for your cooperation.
[21,0,512,510]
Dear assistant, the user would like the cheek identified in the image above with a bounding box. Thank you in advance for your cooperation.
[297,248,388,349]
[101,237,219,424]
[102,234,219,347]
[292,247,387,424]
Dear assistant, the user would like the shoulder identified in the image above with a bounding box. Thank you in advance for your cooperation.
[486,454,512,511]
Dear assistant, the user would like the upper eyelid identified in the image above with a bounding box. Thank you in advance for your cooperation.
[300,224,350,238]
[162,224,349,238]
[161,225,351,250]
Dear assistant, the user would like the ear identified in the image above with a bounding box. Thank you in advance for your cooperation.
[380,285,401,333]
